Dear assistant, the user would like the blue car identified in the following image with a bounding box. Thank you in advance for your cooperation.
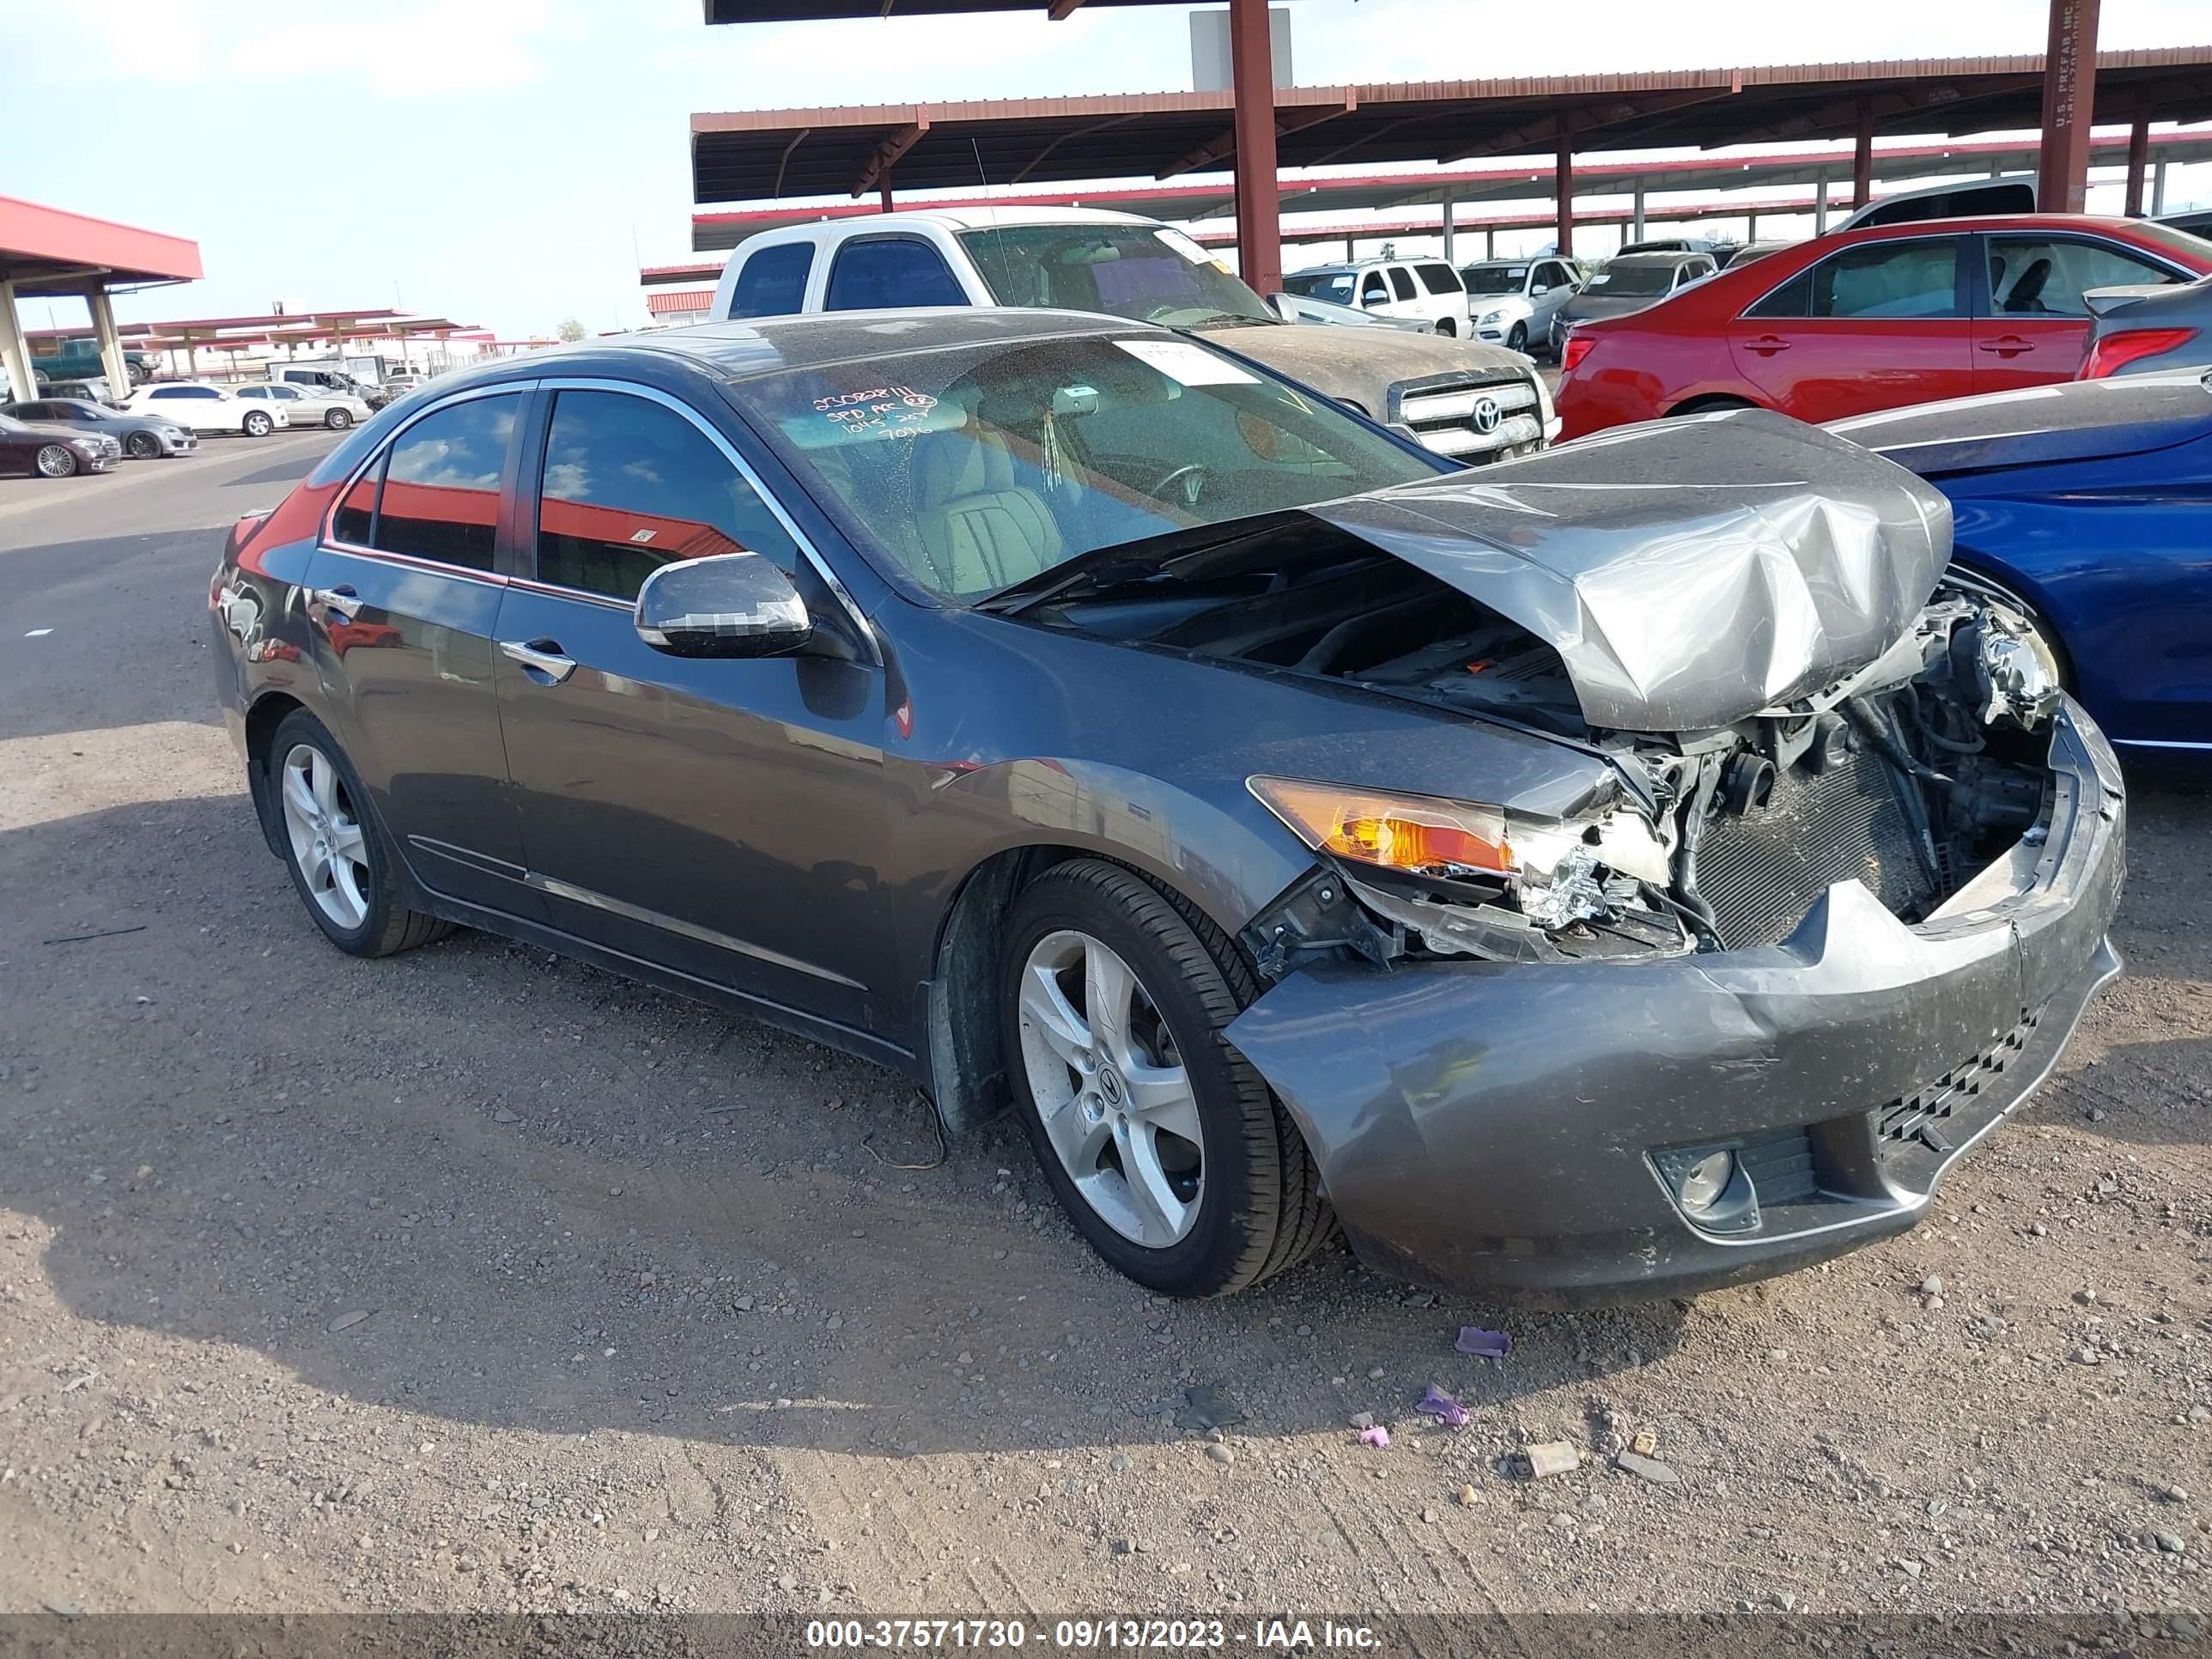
[1832,372,2212,763]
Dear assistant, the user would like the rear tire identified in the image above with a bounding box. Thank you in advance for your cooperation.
[1668,394,1758,418]
[325,409,353,430]
[1435,318,1457,337]
[242,410,274,438]
[34,444,78,478]
[266,708,454,958]
[1000,859,1334,1297]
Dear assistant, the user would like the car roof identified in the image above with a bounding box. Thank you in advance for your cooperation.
[421,309,1162,393]
[1828,212,2167,240]
[780,205,1157,234]
[1603,251,1705,268]
[1833,368,2212,474]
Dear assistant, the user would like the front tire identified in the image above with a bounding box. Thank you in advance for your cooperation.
[34,444,78,478]
[1506,321,1528,353]
[242,410,274,437]
[267,709,453,957]
[125,430,161,459]
[325,408,353,429]
[1000,859,1333,1297]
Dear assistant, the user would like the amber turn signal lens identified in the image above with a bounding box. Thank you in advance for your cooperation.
[1249,778,1516,876]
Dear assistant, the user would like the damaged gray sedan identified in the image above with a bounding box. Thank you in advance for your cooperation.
[211,310,2124,1301]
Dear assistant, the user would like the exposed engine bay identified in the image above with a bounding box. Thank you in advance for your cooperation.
[1036,531,2066,968]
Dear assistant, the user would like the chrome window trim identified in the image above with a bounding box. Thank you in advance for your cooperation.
[1740,233,1966,321]
[317,379,539,576]
[532,376,880,663]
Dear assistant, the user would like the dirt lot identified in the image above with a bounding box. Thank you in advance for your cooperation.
[0,436,2207,1625]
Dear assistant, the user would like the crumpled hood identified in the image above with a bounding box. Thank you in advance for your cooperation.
[1308,408,1954,732]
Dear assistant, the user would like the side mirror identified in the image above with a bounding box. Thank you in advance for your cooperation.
[635,552,811,659]
[1263,293,1289,320]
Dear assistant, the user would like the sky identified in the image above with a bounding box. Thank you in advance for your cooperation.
[5,0,2209,342]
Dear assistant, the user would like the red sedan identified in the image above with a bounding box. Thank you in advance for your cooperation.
[1553,215,2212,440]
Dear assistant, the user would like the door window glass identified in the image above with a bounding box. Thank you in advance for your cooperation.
[1359,272,1388,306]
[535,389,800,601]
[823,238,967,311]
[729,241,816,319]
[1414,263,1462,295]
[1388,266,1418,301]
[370,393,519,570]
[333,460,381,544]
[1746,240,1961,320]
[1984,235,2182,317]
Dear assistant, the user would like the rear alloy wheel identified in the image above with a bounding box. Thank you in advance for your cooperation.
[268,709,453,957]
[125,430,161,459]
[325,408,353,430]
[1001,859,1333,1297]
[34,444,79,478]
[242,410,274,437]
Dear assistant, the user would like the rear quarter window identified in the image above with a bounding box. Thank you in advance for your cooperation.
[729,241,816,319]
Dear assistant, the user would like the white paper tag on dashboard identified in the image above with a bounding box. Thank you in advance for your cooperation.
[1112,337,1259,386]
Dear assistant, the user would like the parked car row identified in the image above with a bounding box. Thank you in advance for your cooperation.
[0,410,123,477]
[0,396,197,459]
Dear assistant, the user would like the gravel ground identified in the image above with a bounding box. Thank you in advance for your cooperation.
[0,435,2206,1623]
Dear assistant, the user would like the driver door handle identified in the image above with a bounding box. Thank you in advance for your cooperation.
[500,638,577,684]
[308,584,358,624]
[1743,335,1792,356]
[1978,336,2035,356]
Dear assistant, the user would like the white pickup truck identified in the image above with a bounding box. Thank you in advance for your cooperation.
[706,207,1557,466]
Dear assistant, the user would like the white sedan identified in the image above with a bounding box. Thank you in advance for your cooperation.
[238,382,372,430]
[120,383,291,437]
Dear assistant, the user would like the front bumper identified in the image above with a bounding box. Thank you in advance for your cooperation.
[1224,702,2127,1297]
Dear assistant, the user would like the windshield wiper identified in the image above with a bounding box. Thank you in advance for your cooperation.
[971,512,1309,617]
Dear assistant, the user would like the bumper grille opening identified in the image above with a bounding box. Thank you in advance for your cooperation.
[1697,744,1934,949]
[1877,1008,2042,1156]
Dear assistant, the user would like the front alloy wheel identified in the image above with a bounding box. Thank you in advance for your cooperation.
[326,409,353,429]
[1018,928,1206,1249]
[125,431,161,459]
[242,410,273,437]
[1000,859,1334,1297]
[35,444,78,478]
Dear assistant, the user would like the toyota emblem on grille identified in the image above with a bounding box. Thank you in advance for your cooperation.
[1471,396,1502,434]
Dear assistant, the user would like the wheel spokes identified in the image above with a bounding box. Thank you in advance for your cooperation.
[309,756,340,817]
[281,764,318,828]
[1115,1117,1192,1248]
[1124,1061,1202,1147]
[328,819,367,863]
[1084,939,1136,1070]
[1018,961,1093,1075]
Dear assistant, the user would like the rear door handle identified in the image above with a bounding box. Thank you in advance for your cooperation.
[500,638,577,684]
[1978,336,2035,356]
[307,584,358,624]
[1743,336,1792,356]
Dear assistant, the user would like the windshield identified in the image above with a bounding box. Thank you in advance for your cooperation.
[1585,264,1679,297]
[1462,265,1527,295]
[736,331,1440,602]
[957,225,1273,327]
[1279,270,1358,305]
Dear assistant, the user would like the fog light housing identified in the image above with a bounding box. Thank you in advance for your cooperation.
[1676,1150,1735,1214]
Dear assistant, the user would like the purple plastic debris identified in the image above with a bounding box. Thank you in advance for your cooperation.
[1357,1425,1391,1449]
[1456,1326,1511,1359]
[1418,1384,1468,1427]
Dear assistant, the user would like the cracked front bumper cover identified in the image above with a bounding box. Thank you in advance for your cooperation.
[1224,702,2126,1297]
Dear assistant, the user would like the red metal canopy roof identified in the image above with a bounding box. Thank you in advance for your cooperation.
[703,0,1193,18]
[0,195,202,295]
[692,50,2212,204]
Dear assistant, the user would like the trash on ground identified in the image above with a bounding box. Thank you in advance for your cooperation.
[327,1310,374,1334]
[1176,1384,1247,1432]
[1632,1427,1658,1456]
[1613,1448,1681,1484]
[1455,1327,1511,1359]
[1348,1411,1376,1431]
[1357,1425,1391,1449]
[1417,1384,1468,1427]
[41,925,147,946]
[1514,1441,1579,1479]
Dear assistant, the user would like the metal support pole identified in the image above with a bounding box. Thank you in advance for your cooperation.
[1227,0,1283,295]
[86,286,131,398]
[0,281,35,404]
[1631,186,1645,242]
[1852,100,1875,208]
[879,171,894,214]
[1746,210,1759,241]
[1814,168,1830,234]
[1345,235,1355,262]
[2124,114,2149,216]
[2153,160,2168,216]
[1441,197,1455,266]
[1485,228,1496,259]
[1554,117,1574,260]
[2035,0,2101,216]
